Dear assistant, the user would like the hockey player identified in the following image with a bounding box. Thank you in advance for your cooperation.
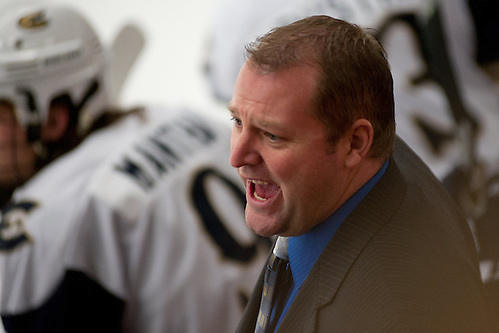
[0,2,270,332]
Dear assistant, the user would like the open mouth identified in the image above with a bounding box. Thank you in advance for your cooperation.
[248,180,280,201]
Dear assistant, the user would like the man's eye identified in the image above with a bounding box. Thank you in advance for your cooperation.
[266,132,280,142]
[230,117,242,126]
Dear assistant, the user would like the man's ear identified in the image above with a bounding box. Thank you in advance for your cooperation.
[41,103,70,143]
[344,118,374,168]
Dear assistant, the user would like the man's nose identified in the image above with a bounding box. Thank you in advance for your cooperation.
[230,130,262,168]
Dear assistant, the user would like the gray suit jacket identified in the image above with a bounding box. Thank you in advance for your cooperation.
[236,138,498,332]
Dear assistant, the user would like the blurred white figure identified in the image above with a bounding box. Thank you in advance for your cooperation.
[0,2,270,332]
[204,0,308,103]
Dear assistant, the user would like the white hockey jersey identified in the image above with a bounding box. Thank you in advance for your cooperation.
[0,106,271,332]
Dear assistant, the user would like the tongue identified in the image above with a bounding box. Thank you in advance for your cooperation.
[254,182,279,199]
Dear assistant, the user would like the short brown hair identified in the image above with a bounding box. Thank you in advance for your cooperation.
[246,15,395,158]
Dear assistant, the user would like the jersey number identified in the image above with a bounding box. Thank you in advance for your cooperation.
[191,168,268,262]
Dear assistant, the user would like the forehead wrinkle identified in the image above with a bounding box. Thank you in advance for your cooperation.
[255,117,283,132]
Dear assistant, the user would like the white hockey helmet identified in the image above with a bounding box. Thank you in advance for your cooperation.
[0,2,113,139]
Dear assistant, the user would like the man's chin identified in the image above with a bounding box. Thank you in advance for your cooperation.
[246,213,282,237]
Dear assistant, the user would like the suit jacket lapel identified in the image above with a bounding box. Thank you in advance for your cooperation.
[276,157,407,332]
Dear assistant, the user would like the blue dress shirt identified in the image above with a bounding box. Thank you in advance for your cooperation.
[275,159,389,330]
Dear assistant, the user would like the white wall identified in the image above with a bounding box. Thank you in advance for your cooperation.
[57,0,226,113]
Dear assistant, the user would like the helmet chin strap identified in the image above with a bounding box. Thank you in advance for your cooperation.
[75,79,100,134]
[16,88,42,141]
[14,87,47,162]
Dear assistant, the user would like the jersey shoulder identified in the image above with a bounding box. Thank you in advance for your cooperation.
[87,107,234,220]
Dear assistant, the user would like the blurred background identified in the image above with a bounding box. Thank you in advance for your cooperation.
[1,0,499,326]
[60,0,226,113]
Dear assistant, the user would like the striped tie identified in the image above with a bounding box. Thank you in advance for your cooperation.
[255,237,290,333]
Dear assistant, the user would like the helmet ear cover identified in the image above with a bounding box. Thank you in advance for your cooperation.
[0,2,113,142]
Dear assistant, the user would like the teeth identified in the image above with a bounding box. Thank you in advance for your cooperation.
[254,192,268,201]
[251,180,268,185]
[250,180,268,201]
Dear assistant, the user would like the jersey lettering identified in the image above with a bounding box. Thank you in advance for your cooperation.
[115,113,217,190]
[0,201,37,251]
[115,157,155,190]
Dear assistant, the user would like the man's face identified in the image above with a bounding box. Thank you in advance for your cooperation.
[0,100,37,189]
[229,62,352,237]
